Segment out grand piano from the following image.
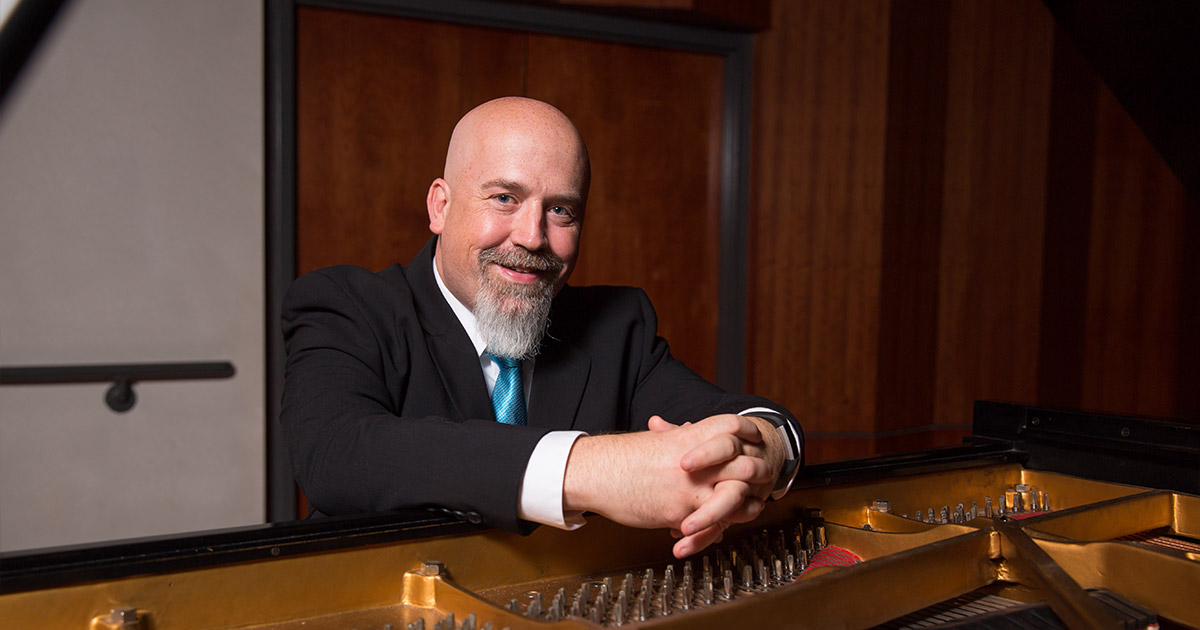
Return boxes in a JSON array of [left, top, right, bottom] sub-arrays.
[[3, 0, 1197, 627], [2, 401, 1197, 628]]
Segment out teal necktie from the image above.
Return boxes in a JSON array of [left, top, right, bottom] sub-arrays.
[[486, 352, 526, 426]]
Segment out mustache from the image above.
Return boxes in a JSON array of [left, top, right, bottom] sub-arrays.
[[478, 246, 564, 275]]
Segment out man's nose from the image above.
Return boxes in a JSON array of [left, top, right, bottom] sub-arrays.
[[510, 204, 548, 251]]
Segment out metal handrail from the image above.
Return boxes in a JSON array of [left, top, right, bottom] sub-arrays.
[[0, 361, 235, 412]]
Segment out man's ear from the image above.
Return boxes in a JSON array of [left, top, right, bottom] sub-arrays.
[[427, 178, 449, 234]]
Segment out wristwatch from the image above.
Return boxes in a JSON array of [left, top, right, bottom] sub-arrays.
[[743, 410, 803, 498]]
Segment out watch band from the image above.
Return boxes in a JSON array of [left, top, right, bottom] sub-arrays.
[[743, 411, 802, 496]]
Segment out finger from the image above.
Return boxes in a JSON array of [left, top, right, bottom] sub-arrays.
[[717, 414, 767, 444], [680, 433, 741, 471], [647, 415, 675, 432], [670, 528, 683, 538], [723, 496, 766, 524], [705, 454, 774, 486], [673, 522, 724, 558], [678, 480, 752, 536]]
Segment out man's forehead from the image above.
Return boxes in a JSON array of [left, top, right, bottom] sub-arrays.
[[461, 137, 587, 189], [444, 98, 588, 186]]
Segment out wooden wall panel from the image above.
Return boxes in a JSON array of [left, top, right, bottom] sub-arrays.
[[526, 37, 725, 381], [933, 0, 1054, 426], [874, 0, 951, 445], [1080, 87, 1191, 418], [296, 8, 526, 275], [748, 0, 890, 463], [1035, 25, 1098, 411], [748, 0, 1196, 464]]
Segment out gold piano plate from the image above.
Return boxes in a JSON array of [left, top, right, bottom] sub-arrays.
[[4, 461, 1196, 629]]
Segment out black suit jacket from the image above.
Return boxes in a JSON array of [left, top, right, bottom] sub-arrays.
[[281, 237, 800, 532]]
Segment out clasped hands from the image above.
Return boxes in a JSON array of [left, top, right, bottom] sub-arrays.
[[562, 414, 786, 558]]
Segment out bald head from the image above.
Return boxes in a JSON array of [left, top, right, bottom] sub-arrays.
[[443, 97, 590, 200], [426, 97, 590, 329]]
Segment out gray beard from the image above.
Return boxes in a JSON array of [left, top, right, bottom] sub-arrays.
[[474, 269, 555, 360]]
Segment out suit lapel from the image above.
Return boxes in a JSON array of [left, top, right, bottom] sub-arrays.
[[407, 237, 495, 422], [427, 333, 496, 422], [528, 336, 590, 430]]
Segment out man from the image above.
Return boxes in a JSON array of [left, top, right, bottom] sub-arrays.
[[282, 97, 802, 558]]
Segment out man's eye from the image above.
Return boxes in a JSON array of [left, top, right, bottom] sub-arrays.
[[495, 194, 515, 204], [549, 206, 571, 216]]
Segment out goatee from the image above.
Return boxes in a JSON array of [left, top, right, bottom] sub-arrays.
[[474, 246, 563, 360]]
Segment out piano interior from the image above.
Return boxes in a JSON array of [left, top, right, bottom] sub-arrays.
[[10, 459, 1195, 630]]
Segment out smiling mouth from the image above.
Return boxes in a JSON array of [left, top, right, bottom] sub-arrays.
[[492, 263, 550, 286]]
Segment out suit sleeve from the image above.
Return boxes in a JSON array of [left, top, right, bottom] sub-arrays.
[[623, 289, 805, 470], [280, 267, 549, 532]]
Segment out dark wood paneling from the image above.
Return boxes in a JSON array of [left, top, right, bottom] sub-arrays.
[[747, 0, 890, 463], [1178, 203, 1200, 420], [526, 35, 725, 380], [873, 0, 950, 438], [749, 0, 1196, 464], [932, 0, 1054, 425], [1036, 24, 1098, 410], [296, 7, 527, 275], [1080, 87, 1191, 418]]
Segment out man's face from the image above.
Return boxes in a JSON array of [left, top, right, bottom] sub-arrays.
[[428, 118, 587, 318]]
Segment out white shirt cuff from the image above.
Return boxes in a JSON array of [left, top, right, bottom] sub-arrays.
[[518, 430, 588, 530]]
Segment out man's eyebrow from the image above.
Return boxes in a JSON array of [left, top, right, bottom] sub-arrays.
[[480, 179, 530, 195]]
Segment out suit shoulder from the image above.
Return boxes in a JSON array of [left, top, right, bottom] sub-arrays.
[[556, 284, 650, 312], [289, 263, 410, 293], [551, 285, 659, 337]]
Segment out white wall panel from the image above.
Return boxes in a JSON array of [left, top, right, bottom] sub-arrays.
[[0, 0, 264, 551]]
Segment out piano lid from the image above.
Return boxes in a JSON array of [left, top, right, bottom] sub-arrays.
[[1043, 0, 1200, 202]]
